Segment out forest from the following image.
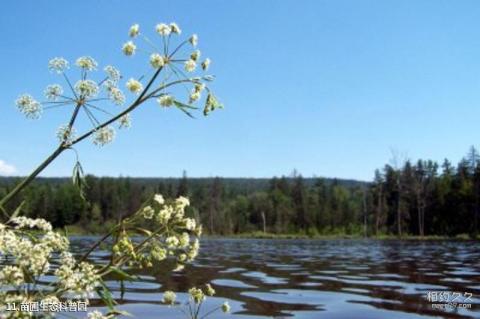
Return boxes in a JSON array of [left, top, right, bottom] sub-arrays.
[[1, 146, 479, 238]]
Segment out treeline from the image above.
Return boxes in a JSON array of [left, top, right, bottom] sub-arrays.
[[0, 173, 365, 235], [1, 146, 479, 237], [369, 147, 480, 237]]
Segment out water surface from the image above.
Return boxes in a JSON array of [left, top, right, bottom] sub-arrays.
[[73, 238, 480, 318]]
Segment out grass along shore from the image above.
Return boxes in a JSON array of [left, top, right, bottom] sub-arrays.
[[63, 225, 479, 240]]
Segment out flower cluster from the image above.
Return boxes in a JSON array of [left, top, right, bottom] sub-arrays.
[[0, 217, 99, 318], [14, 21, 222, 152], [16, 55, 128, 147], [15, 94, 42, 119], [121, 22, 222, 117], [55, 252, 100, 298], [111, 194, 201, 271], [162, 283, 230, 318], [93, 126, 116, 146]]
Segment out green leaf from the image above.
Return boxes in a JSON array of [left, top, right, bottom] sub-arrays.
[[0, 205, 8, 219], [10, 201, 26, 220], [173, 100, 198, 110], [72, 161, 88, 201], [107, 266, 137, 282], [175, 105, 196, 118], [96, 281, 117, 311]]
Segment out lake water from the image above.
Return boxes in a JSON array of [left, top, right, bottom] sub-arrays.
[[72, 238, 480, 318]]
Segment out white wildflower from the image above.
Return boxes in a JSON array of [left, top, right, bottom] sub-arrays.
[[109, 87, 126, 105], [15, 94, 42, 119], [222, 301, 231, 313], [189, 34, 198, 47], [194, 83, 205, 93], [154, 194, 165, 205], [173, 264, 185, 272], [48, 57, 69, 73], [75, 56, 98, 71], [93, 126, 115, 146], [87, 310, 107, 319], [129, 24, 140, 38], [104, 65, 121, 83], [184, 59, 196, 72], [176, 196, 190, 208], [44, 84, 63, 101], [156, 23, 171, 36], [142, 206, 155, 219], [178, 232, 190, 248], [157, 95, 174, 107], [201, 58, 211, 71], [190, 50, 201, 62], [118, 113, 131, 128], [163, 291, 176, 305], [43, 231, 69, 251], [166, 236, 179, 249], [187, 238, 200, 260], [170, 22, 181, 34], [156, 206, 173, 225], [74, 79, 99, 98], [56, 261, 100, 297], [189, 91, 201, 103], [11, 216, 52, 231], [188, 287, 205, 304], [150, 53, 165, 68], [0, 266, 24, 286], [205, 283, 216, 296], [194, 225, 203, 237], [152, 246, 167, 261], [56, 124, 76, 145], [185, 218, 196, 231], [126, 78, 143, 94], [122, 41, 136, 56]]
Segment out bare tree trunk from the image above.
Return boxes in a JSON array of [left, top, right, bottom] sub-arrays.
[[420, 206, 425, 237], [261, 211, 266, 233], [397, 203, 402, 236], [416, 193, 422, 237], [375, 187, 382, 235], [363, 190, 367, 238], [209, 209, 214, 235], [396, 183, 402, 237]]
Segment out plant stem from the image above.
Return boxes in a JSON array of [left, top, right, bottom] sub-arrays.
[[0, 102, 83, 212], [0, 145, 65, 211]]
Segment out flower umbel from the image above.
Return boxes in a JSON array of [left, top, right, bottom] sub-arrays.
[[126, 78, 143, 94], [163, 291, 177, 305], [15, 94, 42, 119], [129, 24, 140, 38], [122, 41, 136, 56], [76, 56, 98, 71], [93, 126, 115, 146], [48, 57, 69, 73]]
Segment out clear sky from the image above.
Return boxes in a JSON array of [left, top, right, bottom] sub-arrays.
[[1, 0, 480, 181]]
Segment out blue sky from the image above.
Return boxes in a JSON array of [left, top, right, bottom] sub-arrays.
[[1, 0, 480, 181]]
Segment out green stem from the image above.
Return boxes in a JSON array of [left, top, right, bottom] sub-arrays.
[[78, 224, 120, 263], [0, 102, 82, 213], [0, 145, 65, 211]]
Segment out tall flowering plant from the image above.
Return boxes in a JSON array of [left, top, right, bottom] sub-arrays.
[[0, 22, 226, 319]]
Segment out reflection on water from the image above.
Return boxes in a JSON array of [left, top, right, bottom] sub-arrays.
[[71, 238, 480, 318]]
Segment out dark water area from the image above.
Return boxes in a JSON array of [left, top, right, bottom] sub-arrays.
[[71, 237, 480, 319]]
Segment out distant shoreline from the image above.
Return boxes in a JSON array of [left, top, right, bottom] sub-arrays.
[[63, 226, 479, 241]]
